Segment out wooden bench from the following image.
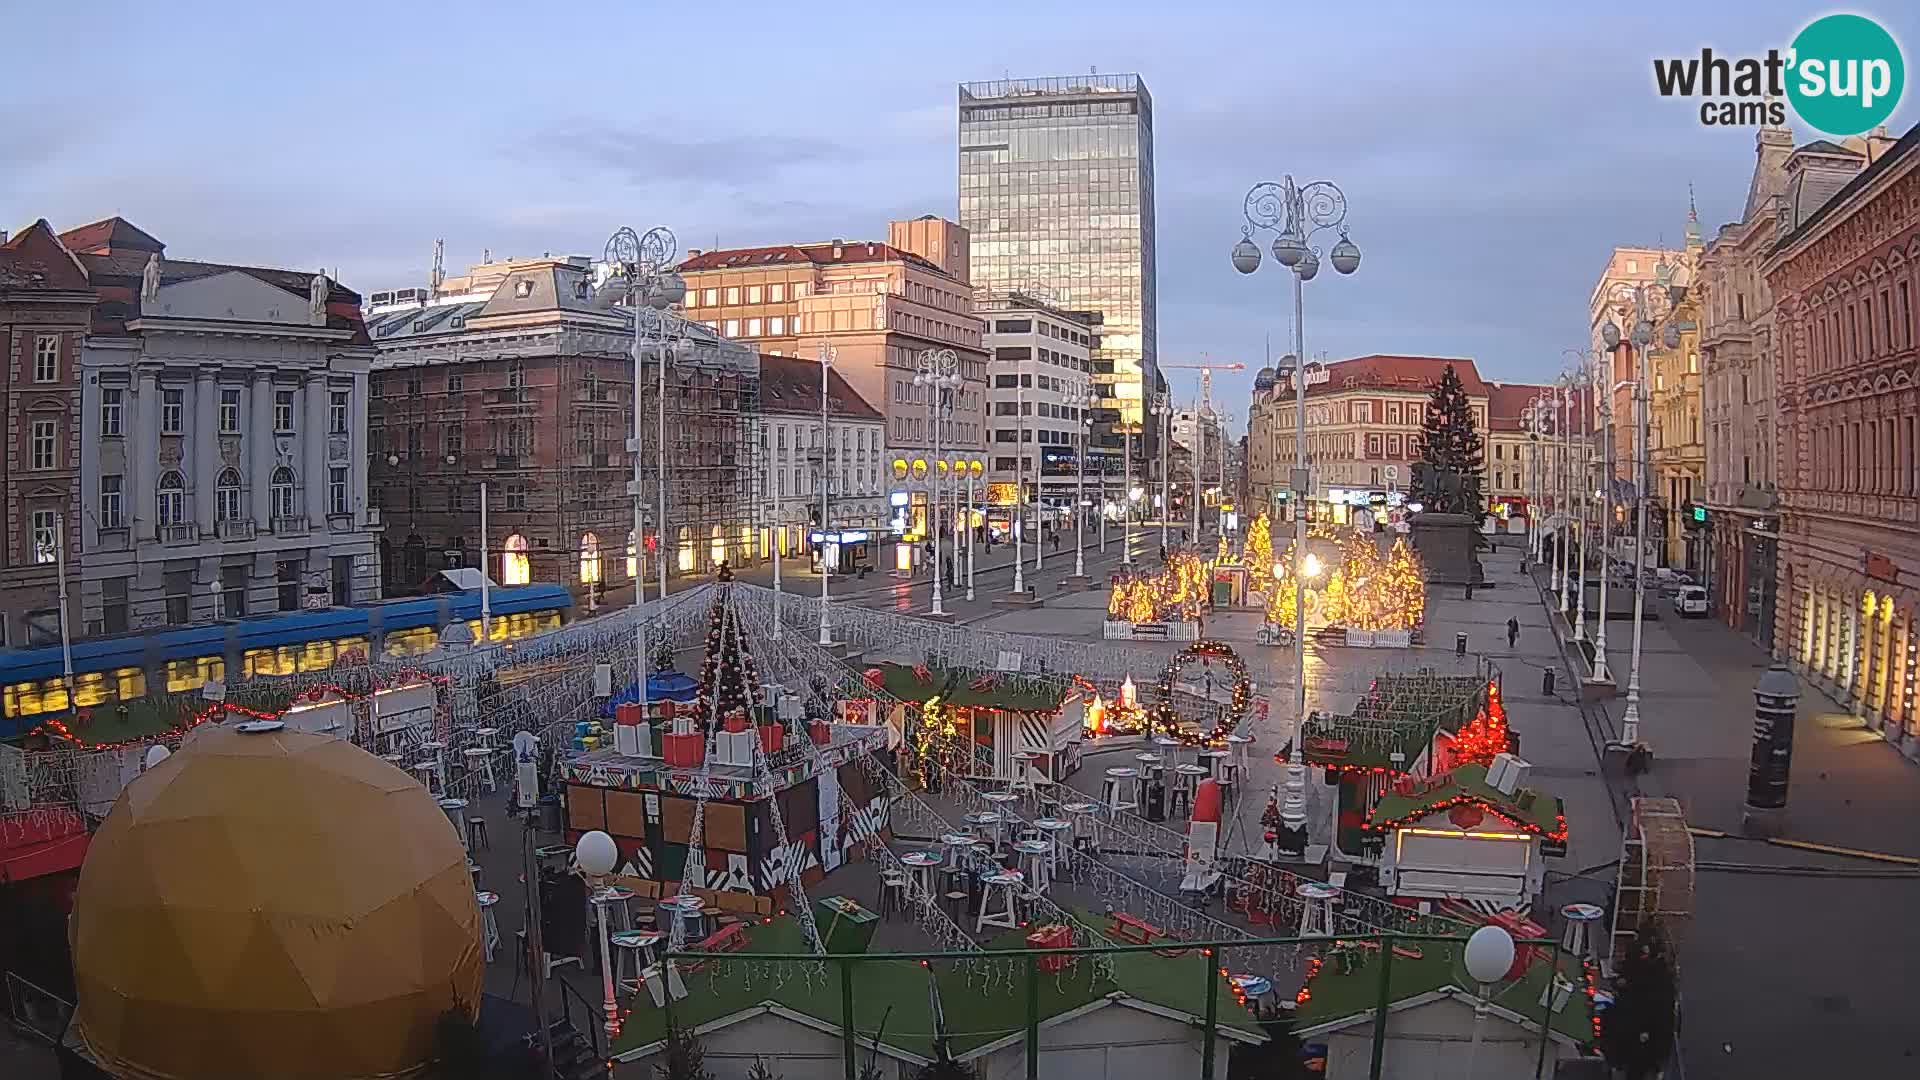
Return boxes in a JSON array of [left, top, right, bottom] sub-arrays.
[[1109, 912, 1162, 946]]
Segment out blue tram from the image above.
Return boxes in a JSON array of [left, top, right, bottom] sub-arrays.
[[0, 584, 572, 737]]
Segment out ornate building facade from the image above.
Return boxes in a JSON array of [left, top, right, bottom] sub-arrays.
[[1766, 122, 1920, 760]]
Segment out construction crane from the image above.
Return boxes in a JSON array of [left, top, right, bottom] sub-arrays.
[[1159, 360, 1246, 417], [1157, 360, 1245, 534]]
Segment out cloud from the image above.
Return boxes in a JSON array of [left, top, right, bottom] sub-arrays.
[[517, 128, 849, 186]]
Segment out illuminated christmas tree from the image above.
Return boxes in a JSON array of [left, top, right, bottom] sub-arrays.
[[1246, 512, 1274, 580], [693, 564, 762, 727], [1449, 682, 1510, 767]]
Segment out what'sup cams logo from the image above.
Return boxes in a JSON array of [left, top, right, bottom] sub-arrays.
[[1654, 13, 1904, 135]]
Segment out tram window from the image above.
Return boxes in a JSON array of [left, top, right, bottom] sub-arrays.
[[165, 657, 224, 693], [384, 627, 436, 657], [73, 672, 109, 708], [243, 647, 299, 678]]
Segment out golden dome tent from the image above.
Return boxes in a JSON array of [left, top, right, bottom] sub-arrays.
[[69, 721, 482, 1080]]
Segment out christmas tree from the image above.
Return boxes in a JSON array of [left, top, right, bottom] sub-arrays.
[[1449, 683, 1510, 767], [1245, 512, 1274, 581], [1598, 927, 1678, 1080], [692, 565, 761, 728], [1409, 363, 1486, 514]]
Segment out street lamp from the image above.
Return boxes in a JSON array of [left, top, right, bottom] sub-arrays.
[[573, 829, 622, 1040], [1121, 421, 1138, 565], [1602, 288, 1657, 747], [1235, 174, 1361, 844], [817, 343, 838, 645], [1560, 370, 1587, 644], [915, 349, 962, 616], [1151, 391, 1171, 555], [602, 225, 681, 705], [1567, 343, 1614, 685], [1463, 924, 1517, 1079], [1069, 379, 1097, 582]]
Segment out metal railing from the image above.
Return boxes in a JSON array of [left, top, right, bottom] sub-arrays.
[[4, 971, 73, 1046], [657, 931, 1570, 1080]]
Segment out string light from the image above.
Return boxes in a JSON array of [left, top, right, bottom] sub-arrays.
[[1151, 640, 1252, 745], [1107, 550, 1210, 623]]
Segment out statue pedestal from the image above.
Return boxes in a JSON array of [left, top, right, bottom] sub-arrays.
[[1409, 512, 1484, 586]]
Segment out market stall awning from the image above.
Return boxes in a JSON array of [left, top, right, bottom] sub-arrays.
[[0, 808, 91, 883]]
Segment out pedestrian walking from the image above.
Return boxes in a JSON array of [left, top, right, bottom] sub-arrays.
[[1507, 617, 1519, 649]]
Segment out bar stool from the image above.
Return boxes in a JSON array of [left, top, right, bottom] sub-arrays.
[[940, 832, 975, 870], [1013, 839, 1052, 894], [1199, 748, 1232, 778], [657, 893, 702, 943], [611, 929, 663, 993], [961, 811, 1000, 846], [1011, 750, 1048, 795], [417, 739, 448, 779], [437, 798, 468, 847], [1061, 801, 1100, 855], [941, 889, 969, 923], [1226, 732, 1254, 773], [1030, 817, 1071, 875], [463, 746, 498, 792], [412, 759, 444, 795], [976, 870, 1023, 932], [467, 815, 491, 851], [900, 850, 941, 899], [1296, 882, 1337, 937], [1102, 767, 1140, 812], [476, 891, 501, 962], [981, 790, 1020, 837], [1216, 758, 1241, 800], [1134, 751, 1165, 782], [1171, 763, 1208, 816], [1560, 903, 1605, 964], [878, 869, 908, 919], [1152, 734, 1184, 768]]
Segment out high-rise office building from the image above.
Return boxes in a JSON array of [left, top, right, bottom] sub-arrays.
[[958, 74, 1158, 483]]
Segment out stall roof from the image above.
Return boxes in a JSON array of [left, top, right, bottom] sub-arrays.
[[869, 662, 1068, 712], [1364, 762, 1566, 837], [1293, 936, 1594, 1045]]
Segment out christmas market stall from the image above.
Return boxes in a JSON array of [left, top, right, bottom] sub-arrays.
[[559, 576, 893, 915], [1363, 758, 1567, 912], [862, 662, 1085, 786]]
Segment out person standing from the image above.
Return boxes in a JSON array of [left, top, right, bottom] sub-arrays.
[[1507, 617, 1520, 649]]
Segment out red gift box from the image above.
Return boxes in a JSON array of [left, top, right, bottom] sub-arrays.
[[1026, 924, 1073, 973], [615, 703, 642, 727], [758, 724, 785, 754], [722, 711, 749, 734], [808, 719, 832, 746], [661, 731, 704, 769]]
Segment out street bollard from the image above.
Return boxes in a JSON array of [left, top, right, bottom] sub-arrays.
[[1541, 667, 1556, 696], [1455, 632, 1467, 657], [1742, 662, 1800, 837]]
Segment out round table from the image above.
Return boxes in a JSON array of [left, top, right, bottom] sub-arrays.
[[982, 790, 1021, 807], [1134, 752, 1164, 771], [475, 891, 501, 961], [437, 797, 468, 843], [940, 832, 976, 868], [658, 893, 704, 941], [473, 727, 500, 745], [1199, 749, 1232, 776], [610, 929, 665, 989], [1296, 882, 1338, 901]]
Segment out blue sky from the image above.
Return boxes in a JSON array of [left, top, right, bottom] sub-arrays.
[[6, 1, 1916, 430]]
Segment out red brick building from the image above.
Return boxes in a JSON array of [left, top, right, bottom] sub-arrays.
[[0, 222, 92, 648], [1767, 122, 1920, 760]]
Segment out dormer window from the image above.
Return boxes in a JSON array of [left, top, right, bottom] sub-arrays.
[[573, 279, 590, 300], [514, 279, 535, 299]]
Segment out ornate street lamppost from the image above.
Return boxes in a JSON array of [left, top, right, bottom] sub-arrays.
[[1602, 293, 1656, 747], [1566, 346, 1613, 684], [1069, 379, 1097, 583], [915, 349, 962, 617], [816, 343, 838, 645], [1152, 390, 1171, 554], [1233, 174, 1361, 845], [601, 226, 685, 689]]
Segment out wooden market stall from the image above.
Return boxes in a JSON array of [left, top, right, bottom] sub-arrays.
[[856, 662, 1086, 786]]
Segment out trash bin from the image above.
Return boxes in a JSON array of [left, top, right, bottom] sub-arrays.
[[1542, 668, 1557, 696], [537, 793, 562, 834], [1455, 632, 1468, 657]]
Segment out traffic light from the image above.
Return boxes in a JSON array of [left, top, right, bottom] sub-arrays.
[[1692, 504, 1708, 525]]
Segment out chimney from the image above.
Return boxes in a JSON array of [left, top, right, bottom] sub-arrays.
[[685, 248, 703, 259], [0, 229, 7, 245], [831, 239, 844, 259]]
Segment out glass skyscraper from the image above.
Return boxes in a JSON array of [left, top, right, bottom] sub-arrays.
[[957, 74, 1158, 474]]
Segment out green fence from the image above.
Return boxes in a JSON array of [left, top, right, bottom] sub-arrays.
[[652, 930, 1572, 1080]]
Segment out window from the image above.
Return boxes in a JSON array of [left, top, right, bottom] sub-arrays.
[[215, 468, 244, 522], [1687, 351, 1698, 375], [579, 532, 602, 584], [274, 390, 296, 432], [702, 288, 719, 306], [504, 483, 527, 510], [684, 289, 698, 309], [332, 555, 353, 606], [157, 471, 185, 526], [327, 467, 348, 514], [277, 559, 304, 612], [161, 388, 184, 433], [747, 285, 763, 303], [30, 510, 57, 564], [99, 475, 124, 528], [507, 361, 525, 392], [444, 425, 463, 457], [406, 374, 422, 397], [270, 466, 297, 520], [100, 388, 123, 436], [102, 578, 129, 635], [330, 391, 350, 433], [501, 533, 530, 585], [769, 317, 785, 335], [724, 319, 740, 337], [164, 569, 193, 625], [448, 372, 464, 393], [221, 565, 248, 618], [769, 283, 786, 302], [219, 388, 242, 433], [793, 282, 809, 298], [725, 287, 741, 305], [746, 318, 763, 337], [32, 335, 58, 382], [29, 419, 56, 470]]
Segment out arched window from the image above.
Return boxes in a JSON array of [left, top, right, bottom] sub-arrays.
[[157, 470, 185, 526], [502, 533, 530, 586], [579, 531, 602, 585], [215, 468, 243, 523], [270, 467, 297, 520]]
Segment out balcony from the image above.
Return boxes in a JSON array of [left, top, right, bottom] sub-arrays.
[[273, 516, 310, 537], [218, 519, 256, 541], [160, 524, 197, 546], [483, 388, 534, 409]]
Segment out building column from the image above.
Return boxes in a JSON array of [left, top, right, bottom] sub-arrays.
[[193, 372, 217, 535], [304, 374, 328, 528], [135, 372, 160, 536], [251, 373, 275, 527], [349, 374, 369, 526]]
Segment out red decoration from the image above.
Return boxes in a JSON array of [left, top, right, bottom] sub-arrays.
[[1026, 924, 1073, 972], [1448, 682, 1511, 768], [657, 699, 676, 720], [912, 663, 933, 685], [721, 711, 749, 734], [808, 719, 832, 746], [661, 731, 704, 768], [969, 673, 998, 693], [1447, 803, 1486, 830], [757, 724, 785, 754], [615, 703, 642, 727], [863, 667, 886, 691]]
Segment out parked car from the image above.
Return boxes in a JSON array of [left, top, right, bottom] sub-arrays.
[[1673, 585, 1709, 618]]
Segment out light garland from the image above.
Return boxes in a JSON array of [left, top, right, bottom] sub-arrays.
[[1151, 640, 1253, 745], [1265, 531, 1426, 632], [1107, 551, 1210, 623], [1361, 793, 1568, 844]]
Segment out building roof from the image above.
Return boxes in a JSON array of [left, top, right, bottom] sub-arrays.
[[1292, 355, 1488, 399], [0, 219, 90, 291], [1775, 121, 1920, 254], [78, 249, 368, 341], [57, 216, 165, 256], [758, 353, 882, 420], [1484, 382, 1554, 433], [680, 239, 946, 277]]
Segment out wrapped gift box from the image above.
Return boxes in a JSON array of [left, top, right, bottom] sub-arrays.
[[722, 711, 750, 734], [713, 729, 756, 767], [808, 719, 832, 746], [1026, 924, 1073, 972], [661, 731, 704, 769], [757, 724, 785, 755]]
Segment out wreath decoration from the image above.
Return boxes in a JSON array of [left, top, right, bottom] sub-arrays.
[[1151, 639, 1254, 746]]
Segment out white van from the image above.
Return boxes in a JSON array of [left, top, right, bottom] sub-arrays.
[[1673, 585, 1709, 618]]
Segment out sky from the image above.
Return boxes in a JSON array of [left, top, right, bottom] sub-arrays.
[[6, 1, 1918, 435]]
